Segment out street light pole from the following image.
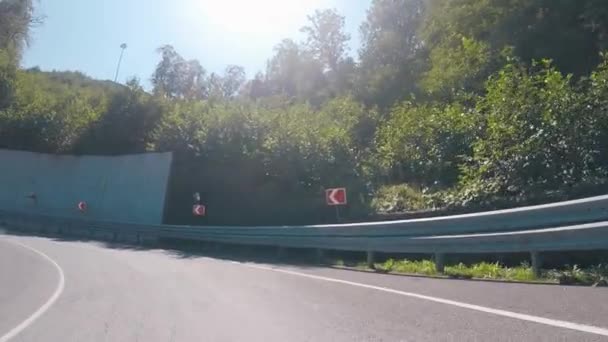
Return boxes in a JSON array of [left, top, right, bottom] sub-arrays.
[[114, 43, 127, 83]]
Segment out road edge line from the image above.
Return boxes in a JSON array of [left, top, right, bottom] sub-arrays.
[[0, 238, 66, 342], [242, 263, 608, 338]]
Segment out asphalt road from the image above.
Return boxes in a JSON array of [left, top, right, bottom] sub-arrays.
[[1, 234, 608, 342]]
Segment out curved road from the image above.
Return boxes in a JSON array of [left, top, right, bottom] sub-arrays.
[[1, 234, 608, 342]]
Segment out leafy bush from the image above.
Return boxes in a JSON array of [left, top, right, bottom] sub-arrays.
[[370, 184, 429, 213], [150, 96, 378, 225], [0, 70, 110, 152], [431, 56, 608, 210], [376, 101, 476, 187]]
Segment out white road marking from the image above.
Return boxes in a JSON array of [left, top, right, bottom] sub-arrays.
[[0, 239, 66, 342], [243, 263, 608, 338]]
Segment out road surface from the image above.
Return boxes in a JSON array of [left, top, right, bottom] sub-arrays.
[[1, 234, 608, 342]]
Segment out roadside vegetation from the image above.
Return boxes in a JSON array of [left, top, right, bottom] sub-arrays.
[[4, 0, 608, 227], [345, 259, 608, 286]]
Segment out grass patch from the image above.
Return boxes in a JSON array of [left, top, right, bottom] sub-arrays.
[[354, 258, 608, 285], [379, 259, 438, 275], [356, 261, 370, 269], [444, 262, 536, 281], [504, 264, 536, 282], [545, 264, 608, 285]]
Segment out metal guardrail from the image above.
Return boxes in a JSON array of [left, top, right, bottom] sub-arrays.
[[163, 194, 608, 237], [155, 221, 608, 254], [2, 194, 608, 275]]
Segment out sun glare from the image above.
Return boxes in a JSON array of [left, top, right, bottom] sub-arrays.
[[195, 0, 327, 36]]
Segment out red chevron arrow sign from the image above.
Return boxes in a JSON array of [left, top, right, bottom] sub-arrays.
[[326, 188, 347, 206], [192, 204, 206, 216], [77, 201, 87, 212]]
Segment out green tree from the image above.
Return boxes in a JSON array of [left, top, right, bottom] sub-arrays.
[[0, 69, 109, 152], [264, 39, 326, 104], [300, 8, 351, 72], [0, 0, 43, 62], [357, 0, 427, 107], [74, 78, 164, 154], [421, 35, 492, 97], [151, 45, 208, 99], [421, 0, 608, 95], [208, 65, 246, 99], [0, 49, 17, 109], [241, 72, 272, 99]]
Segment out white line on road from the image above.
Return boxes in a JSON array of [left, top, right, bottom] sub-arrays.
[[243, 263, 608, 338], [0, 239, 66, 342]]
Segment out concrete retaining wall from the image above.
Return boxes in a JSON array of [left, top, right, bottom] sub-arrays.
[[0, 149, 172, 224]]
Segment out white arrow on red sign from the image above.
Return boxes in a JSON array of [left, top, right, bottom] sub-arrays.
[[77, 201, 87, 212], [192, 204, 206, 216], [326, 188, 347, 206]]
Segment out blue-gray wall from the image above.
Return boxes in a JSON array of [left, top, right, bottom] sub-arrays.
[[0, 149, 172, 224]]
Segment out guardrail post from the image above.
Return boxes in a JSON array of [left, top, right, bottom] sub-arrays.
[[435, 253, 445, 274], [531, 251, 542, 278], [277, 246, 287, 260], [315, 249, 325, 264], [366, 251, 375, 269]]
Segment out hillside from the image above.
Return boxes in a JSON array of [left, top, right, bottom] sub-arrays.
[[3, 0, 608, 225]]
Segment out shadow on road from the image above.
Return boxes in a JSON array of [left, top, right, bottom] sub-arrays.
[[0, 228, 354, 269]]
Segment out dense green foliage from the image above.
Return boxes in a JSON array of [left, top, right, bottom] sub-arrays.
[[0, 0, 40, 62], [4, 0, 608, 224]]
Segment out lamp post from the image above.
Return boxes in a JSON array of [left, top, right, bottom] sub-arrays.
[[114, 43, 127, 83]]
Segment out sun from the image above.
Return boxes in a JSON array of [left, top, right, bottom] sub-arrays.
[[194, 0, 327, 36]]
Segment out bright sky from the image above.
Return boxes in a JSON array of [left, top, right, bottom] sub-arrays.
[[23, 0, 370, 85]]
